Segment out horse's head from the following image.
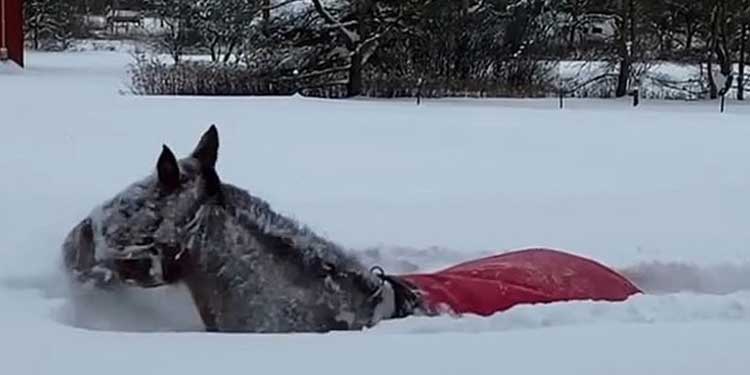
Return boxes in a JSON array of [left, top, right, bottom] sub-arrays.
[[62, 125, 224, 289]]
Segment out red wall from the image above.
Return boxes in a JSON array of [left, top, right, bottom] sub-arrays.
[[3, 0, 24, 67]]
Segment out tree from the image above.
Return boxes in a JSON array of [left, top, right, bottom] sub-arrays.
[[307, 0, 433, 97], [193, 0, 260, 63], [660, 0, 703, 56], [702, 0, 738, 99], [144, 0, 201, 63], [737, 0, 750, 99], [614, 0, 636, 97], [24, 0, 78, 50]]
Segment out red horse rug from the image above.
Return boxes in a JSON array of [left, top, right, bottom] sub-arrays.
[[398, 248, 642, 316]]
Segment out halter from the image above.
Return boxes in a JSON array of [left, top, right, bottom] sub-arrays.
[[108, 244, 186, 287], [368, 265, 424, 319]]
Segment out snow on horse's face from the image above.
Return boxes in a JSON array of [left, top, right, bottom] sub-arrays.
[[62, 126, 221, 289]]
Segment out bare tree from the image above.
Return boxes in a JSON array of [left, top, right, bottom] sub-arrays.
[[735, 0, 749, 99], [308, 0, 432, 97], [193, 0, 259, 63], [145, 0, 199, 63]]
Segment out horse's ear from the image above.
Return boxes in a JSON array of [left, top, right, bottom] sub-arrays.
[[203, 167, 224, 204], [157, 145, 181, 191], [192, 125, 219, 169]]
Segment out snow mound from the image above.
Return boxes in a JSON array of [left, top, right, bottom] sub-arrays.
[[0, 60, 24, 74], [372, 291, 750, 334], [3, 50, 750, 374], [3, 245, 750, 335], [621, 261, 750, 295]]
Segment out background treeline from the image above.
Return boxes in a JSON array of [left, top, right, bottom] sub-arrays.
[[24, 0, 750, 99]]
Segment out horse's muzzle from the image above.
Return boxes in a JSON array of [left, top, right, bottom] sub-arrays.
[[114, 258, 163, 287], [110, 244, 188, 288]]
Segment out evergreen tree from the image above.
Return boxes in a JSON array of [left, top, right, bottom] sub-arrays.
[[25, 0, 78, 50]]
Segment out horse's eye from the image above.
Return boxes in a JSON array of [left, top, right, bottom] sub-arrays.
[[136, 236, 155, 245], [121, 208, 134, 218]]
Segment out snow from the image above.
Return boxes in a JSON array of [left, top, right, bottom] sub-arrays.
[[2, 49, 750, 373]]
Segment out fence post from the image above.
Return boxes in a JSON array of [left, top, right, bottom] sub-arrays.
[[416, 77, 423, 106]]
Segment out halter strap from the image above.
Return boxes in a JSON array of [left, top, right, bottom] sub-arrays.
[[368, 265, 423, 319]]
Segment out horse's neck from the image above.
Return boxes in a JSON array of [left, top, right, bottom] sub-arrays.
[[180, 189, 392, 332], [220, 185, 381, 290], [185, 202, 263, 286], [182, 206, 281, 331]]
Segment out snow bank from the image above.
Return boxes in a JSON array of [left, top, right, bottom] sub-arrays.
[[2, 51, 750, 374]]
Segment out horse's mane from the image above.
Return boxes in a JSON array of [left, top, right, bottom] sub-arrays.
[[218, 183, 382, 292]]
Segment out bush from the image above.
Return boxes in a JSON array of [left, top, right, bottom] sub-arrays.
[[128, 55, 297, 96], [129, 54, 557, 98]]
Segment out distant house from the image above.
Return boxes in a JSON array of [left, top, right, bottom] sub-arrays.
[[577, 14, 616, 43], [140, 17, 171, 35], [107, 9, 142, 35], [82, 15, 108, 31], [553, 12, 617, 47]]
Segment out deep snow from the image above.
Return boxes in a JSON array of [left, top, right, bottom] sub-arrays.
[[2, 50, 750, 374]]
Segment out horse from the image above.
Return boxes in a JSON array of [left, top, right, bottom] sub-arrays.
[[62, 125, 421, 333], [61, 125, 643, 333]]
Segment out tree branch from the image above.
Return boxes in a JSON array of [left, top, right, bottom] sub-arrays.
[[310, 0, 360, 44]]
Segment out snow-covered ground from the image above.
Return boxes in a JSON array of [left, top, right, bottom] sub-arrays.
[[2, 50, 750, 374]]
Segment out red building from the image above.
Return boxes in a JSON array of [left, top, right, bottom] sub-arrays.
[[0, 0, 24, 67]]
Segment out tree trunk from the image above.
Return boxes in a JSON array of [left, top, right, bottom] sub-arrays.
[[568, 18, 577, 50], [262, 0, 270, 35], [710, 0, 734, 97], [708, 3, 719, 99], [686, 21, 694, 52], [222, 43, 235, 63], [615, 0, 634, 98], [456, 1, 470, 81], [33, 28, 39, 50], [210, 41, 218, 63], [616, 58, 629, 97], [348, 50, 363, 97], [346, 0, 368, 97], [708, 58, 718, 99], [739, 24, 747, 100]]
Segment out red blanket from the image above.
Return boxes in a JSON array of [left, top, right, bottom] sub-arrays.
[[400, 248, 642, 316]]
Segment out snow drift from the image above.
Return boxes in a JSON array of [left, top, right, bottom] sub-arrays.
[[2, 49, 750, 374]]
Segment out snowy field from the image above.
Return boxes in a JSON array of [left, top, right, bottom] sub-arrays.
[[2, 50, 750, 374]]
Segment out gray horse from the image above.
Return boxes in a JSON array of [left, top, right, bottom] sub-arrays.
[[62, 125, 420, 333]]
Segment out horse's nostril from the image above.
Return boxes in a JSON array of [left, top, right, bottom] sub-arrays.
[[160, 244, 180, 258], [116, 258, 154, 283]]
